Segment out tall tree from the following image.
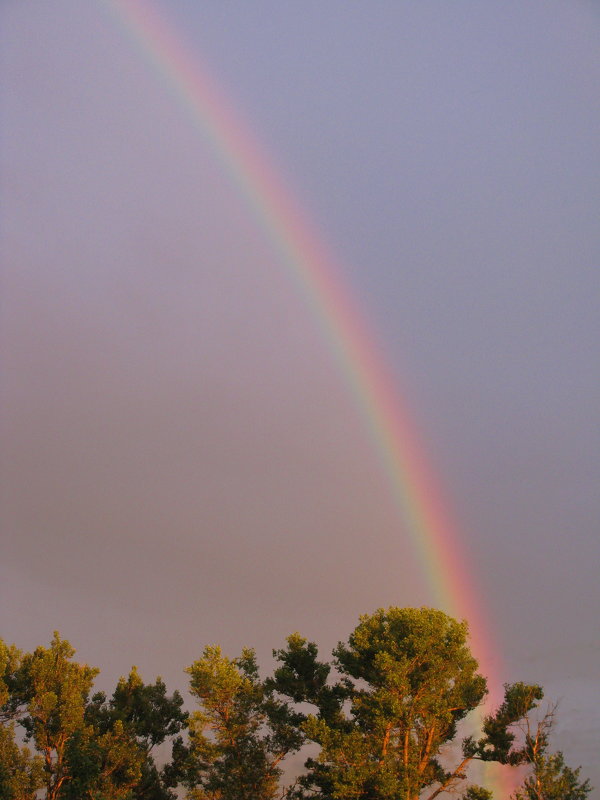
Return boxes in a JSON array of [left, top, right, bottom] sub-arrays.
[[271, 607, 544, 800], [179, 645, 302, 800], [13, 632, 99, 800]]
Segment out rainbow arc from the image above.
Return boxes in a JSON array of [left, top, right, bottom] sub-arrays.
[[102, 0, 510, 792]]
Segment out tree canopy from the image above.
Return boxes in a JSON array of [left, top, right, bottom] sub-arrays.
[[0, 609, 591, 800], [269, 607, 553, 800]]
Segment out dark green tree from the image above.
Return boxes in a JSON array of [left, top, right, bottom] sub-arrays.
[[84, 665, 188, 800], [59, 719, 144, 800]]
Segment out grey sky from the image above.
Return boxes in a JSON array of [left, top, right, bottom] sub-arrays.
[[1, 0, 599, 791]]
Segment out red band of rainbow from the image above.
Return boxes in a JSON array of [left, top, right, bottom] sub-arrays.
[[101, 0, 510, 792]]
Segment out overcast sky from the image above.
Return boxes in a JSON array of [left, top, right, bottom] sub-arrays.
[[1, 0, 599, 791]]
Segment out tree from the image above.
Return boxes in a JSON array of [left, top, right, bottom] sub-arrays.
[[511, 704, 592, 800], [271, 607, 544, 800], [84, 665, 188, 800], [0, 614, 591, 800], [179, 645, 303, 800], [59, 719, 144, 800], [0, 638, 24, 722], [0, 639, 45, 799], [12, 632, 99, 800], [1, 633, 186, 800], [0, 722, 44, 800], [516, 752, 592, 800]]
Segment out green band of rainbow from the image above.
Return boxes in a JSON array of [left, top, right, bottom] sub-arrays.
[[101, 1, 509, 790]]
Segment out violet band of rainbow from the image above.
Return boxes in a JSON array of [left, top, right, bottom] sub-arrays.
[[101, 4, 509, 791]]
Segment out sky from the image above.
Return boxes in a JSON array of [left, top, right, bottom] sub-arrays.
[[1, 0, 599, 792]]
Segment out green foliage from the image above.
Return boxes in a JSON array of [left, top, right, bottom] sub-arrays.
[[463, 787, 493, 800], [0, 613, 592, 800], [275, 608, 487, 800], [103, 666, 187, 751], [0, 639, 23, 720], [271, 607, 546, 800], [13, 632, 99, 800], [510, 704, 592, 800], [180, 645, 302, 800], [0, 721, 44, 799], [269, 633, 349, 729], [60, 719, 144, 800], [0, 633, 185, 800], [513, 750, 591, 800], [468, 682, 544, 765], [86, 665, 188, 799]]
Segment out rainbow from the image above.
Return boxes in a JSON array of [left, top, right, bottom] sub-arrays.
[[101, 0, 509, 792]]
